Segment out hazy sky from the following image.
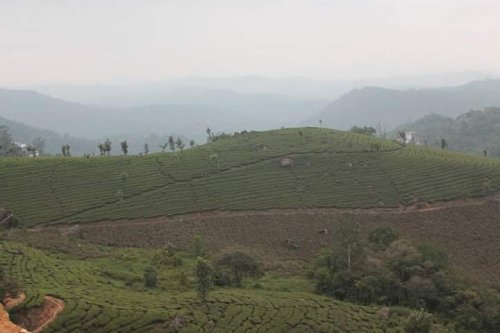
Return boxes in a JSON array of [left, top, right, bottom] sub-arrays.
[[1, 0, 499, 86]]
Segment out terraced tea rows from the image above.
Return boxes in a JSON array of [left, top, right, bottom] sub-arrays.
[[1, 127, 499, 227], [0, 241, 405, 333]]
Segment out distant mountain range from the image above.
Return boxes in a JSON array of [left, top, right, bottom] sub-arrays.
[[0, 88, 326, 142], [308, 80, 500, 130], [30, 71, 497, 102], [3, 79, 500, 156]]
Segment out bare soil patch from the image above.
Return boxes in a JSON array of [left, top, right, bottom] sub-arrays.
[[12, 296, 64, 333], [3, 292, 26, 311], [0, 304, 29, 333], [31, 197, 500, 286]]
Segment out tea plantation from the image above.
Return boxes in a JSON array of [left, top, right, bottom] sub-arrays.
[[1, 128, 499, 228], [0, 241, 423, 333]]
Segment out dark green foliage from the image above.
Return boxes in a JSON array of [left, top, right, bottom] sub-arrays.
[[417, 241, 449, 269], [369, 227, 398, 250], [104, 138, 112, 155], [120, 140, 128, 155], [168, 135, 175, 152], [310, 235, 500, 330], [213, 251, 263, 287], [396, 108, 500, 156], [350, 126, 377, 136], [403, 309, 433, 333], [175, 137, 184, 151], [97, 143, 105, 155], [61, 144, 71, 156], [206, 127, 212, 143], [397, 130, 406, 142], [195, 257, 213, 301], [0, 209, 21, 229], [144, 265, 158, 288], [441, 138, 448, 149]]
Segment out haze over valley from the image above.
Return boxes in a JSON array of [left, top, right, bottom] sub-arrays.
[[1, 1, 500, 332]]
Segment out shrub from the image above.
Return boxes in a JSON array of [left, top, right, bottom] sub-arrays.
[[143, 265, 158, 288], [368, 227, 398, 249], [417, 242, 449, 269], [213, 251, 263, 287]]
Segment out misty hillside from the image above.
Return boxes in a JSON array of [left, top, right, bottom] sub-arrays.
[[33, 77, 341, 103], [395, 107, 500, 156], [0, 115, 98, 155], [0, 88, 326, 141], [0, 116, 187, 156], [309, 80, 500, 130]]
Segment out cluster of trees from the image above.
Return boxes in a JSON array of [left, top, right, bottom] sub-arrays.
[[1, 127, 199, 158], [159, 136, 193, 153], [97, 139, 112, 156], [61, 144, 71, 156], [0, 125, 45, 157], [350, 126, 377, 136], [194, 249, 263, 301], [191, 234, 263, 301], [309, 220, 500, 331], [141, 234, 263, 303], [396, 108, 500, 156]]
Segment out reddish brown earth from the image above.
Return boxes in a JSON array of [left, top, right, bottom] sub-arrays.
[[27, 197, 500, 286], [12, 296, 64, 333], [3, 293, 26, 311], [0, 304, 29, 333]]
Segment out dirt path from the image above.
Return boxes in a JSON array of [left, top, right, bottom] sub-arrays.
[[12, 296, 64, 333], [49, 195, 498, 230], [32, 297, 64, 333]]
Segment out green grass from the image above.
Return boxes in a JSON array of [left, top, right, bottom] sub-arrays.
[[0, 240, 421, 333], [1, 127, 499, 228]]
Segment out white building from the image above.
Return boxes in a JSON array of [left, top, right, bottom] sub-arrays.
[[404, 132, 424, 145]]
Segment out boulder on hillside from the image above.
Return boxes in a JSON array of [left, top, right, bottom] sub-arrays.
[[279, 158, 294, 168]]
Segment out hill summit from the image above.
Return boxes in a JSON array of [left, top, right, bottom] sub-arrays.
[[1, 127, 499, 227]]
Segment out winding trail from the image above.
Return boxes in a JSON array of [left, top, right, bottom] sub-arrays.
[[10, 296, 64, 333], [32, 296, 64, 333]]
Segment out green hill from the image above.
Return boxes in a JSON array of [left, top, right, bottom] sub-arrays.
[[1, 127, 499, 228]]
